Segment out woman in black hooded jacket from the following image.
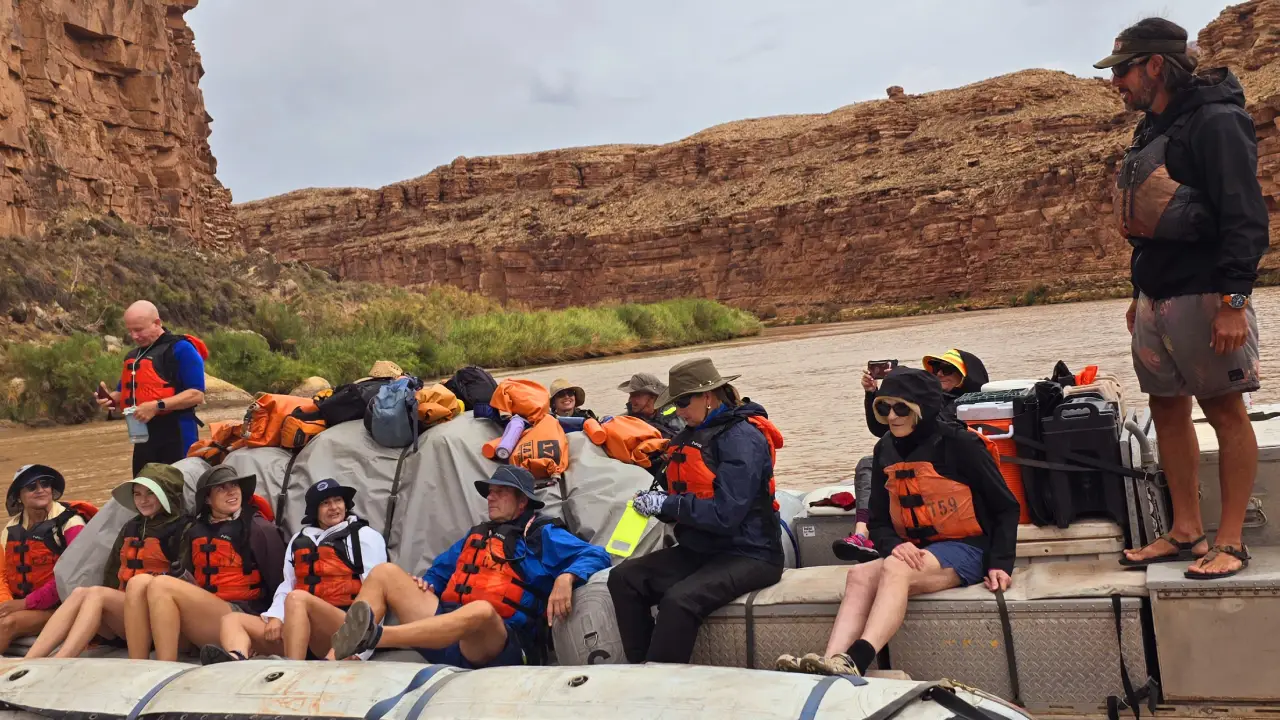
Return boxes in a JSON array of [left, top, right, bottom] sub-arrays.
[[786, 367, 1019, 677]]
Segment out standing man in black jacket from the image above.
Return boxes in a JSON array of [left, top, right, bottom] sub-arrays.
[[1097, 18, 1268, 579]]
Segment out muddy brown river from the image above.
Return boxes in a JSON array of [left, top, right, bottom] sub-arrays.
[[4, 290, 1278, 504]]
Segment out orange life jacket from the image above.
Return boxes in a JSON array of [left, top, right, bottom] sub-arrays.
[[188, 515, 263, 604], [118, 333, 208, 411], [4, 502, 98, 598], [440, 516, 561, 621], [882, 434, 985, 546], [290, 521, 366, 609], [583, 416, 670, 468], [187, 421, 244, 465], [488, 379, 550, 424], [116, 516, 184, 586], [240, 393, 318, 449], [664, 414, 782, 512]]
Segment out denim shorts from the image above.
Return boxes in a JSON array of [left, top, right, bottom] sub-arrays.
[[924, 541, 986, 586]]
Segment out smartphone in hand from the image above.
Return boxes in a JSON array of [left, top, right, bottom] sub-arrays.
[[96, 383, 116, 407], [867, 359, 899, 380]]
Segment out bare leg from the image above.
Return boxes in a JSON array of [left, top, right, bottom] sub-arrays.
[[376, 601, 509, 665], [146, 575, 234, 661], [1189, 392, 1257, 575], [352, 564, 439, 625], [1124, 395, 1210, 562], [56, 587, 126, 658], [26, 586, 91, 658], [219, 613, 278, 658], [124, 574, 156, 659], [282, 591, 345, 660], [822, 560, 884, 657], [859, 554, 962, 651], [0, 610, 55, 654]]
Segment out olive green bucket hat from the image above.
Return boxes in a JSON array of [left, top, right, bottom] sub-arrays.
[[112, 463, 181, 514], [654, 357, 740, 409]]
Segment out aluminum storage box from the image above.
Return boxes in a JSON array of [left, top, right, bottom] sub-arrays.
[[691, 561, 1151, 711], [1189, 409, 1280, 548], [1147, 546, 1280, 702]]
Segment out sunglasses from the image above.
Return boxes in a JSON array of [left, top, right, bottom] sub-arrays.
[[22, 478, 54, 491], [1112, 55, 1150, 78], [674, 396, 694, 409], [874, 400, 913, 418], [927, 360, 960, 376]]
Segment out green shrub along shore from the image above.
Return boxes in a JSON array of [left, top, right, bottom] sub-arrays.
[[0, 212, 761, 425]]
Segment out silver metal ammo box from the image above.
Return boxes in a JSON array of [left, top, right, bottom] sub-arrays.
[[1147, 546, 1280, 702]]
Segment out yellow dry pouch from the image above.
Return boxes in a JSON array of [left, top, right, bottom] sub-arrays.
[[606, 501, 649, 558]]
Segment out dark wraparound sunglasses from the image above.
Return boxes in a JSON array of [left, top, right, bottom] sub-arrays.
[[22, 477, 54, 491], [674, 395, 694, 409], [1112, 55, 1151, 78], [875, 400, 913, 418], [927, 360, 960, 376]]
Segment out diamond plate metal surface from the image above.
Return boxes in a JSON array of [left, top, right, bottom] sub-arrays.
[[691, 617, 747, 667], [794, 517, 858, 568], [890, 598, 1149, 711]]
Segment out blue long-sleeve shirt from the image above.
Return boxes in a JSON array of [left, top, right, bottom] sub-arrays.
[[425, 515, 611, 635]]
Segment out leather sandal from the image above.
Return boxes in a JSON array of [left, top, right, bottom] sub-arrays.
[[1184, 544, 1250, 580], [1118, 533, 1207, 568]]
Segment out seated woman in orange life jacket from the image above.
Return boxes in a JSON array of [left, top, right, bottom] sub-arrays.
[[123, 466, 286, 661], [0, 465, 90, 653], [27, 464, 189, 658], [776, 367, 1021, 677], [201, 479, 388, 663]]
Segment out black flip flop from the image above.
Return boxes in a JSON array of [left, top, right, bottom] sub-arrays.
[[1184, 545, 1250, 580], [199, 645, 245, 665], [1118, 533, 1206, 569]]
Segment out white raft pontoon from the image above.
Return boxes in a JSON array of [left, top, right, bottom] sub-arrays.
[[0, 658, 1032, 720]]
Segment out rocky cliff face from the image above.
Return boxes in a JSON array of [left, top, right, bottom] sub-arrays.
[[0, 0, 233, 243], [238, 0, 1280, 317]]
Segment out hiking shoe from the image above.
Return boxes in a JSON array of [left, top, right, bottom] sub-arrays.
[[774, 654, 803, 673], [331, 600, 382, 660], [800, 652, 860, 676], [199, 645, 243, 666], [832, 533, 879, 563]]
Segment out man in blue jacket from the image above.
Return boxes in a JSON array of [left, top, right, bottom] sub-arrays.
[[330, 466, 610, 667], [609, 357, 784, 664]]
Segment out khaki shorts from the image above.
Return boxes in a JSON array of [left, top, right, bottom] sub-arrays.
[[1132, 293, 1261, 399]]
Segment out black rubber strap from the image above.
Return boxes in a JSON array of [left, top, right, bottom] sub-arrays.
[[365, 664, 450, 720], [275, 448, 302, 527], [404, 668, 470, 720], [862, 683, 940, 720], [1107, 594, 1156, 720], [385, 445, 414, 538], [127, 666, 200, 720], [994, 590, 1023, 707], [1008, 435, 1144, 479], [797, 674, 868, 720], [744, 590, 760, 669]]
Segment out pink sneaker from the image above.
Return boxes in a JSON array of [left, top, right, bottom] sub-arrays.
[[832, 532, 878, 563]]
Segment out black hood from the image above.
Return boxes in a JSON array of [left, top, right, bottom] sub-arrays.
[[876, 368, 944, 424], [1146, 68, 1246, 134], [955, 350, 989, 395]]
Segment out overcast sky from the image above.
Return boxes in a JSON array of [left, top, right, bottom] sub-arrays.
[[187, 1, 1226, 203]]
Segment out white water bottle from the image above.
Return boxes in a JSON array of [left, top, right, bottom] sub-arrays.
[[124, 406, 149, 444]]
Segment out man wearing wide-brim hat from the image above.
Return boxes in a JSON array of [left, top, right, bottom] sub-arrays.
[[1097, 17, 1268, 582], [328, 465, 611, 667], [618, 372, 684, 439], [608, 357, 786, 664]]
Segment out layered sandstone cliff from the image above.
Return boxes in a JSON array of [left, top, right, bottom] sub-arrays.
[[238, 0, 1280, 316], [0, 0, 232, 243]]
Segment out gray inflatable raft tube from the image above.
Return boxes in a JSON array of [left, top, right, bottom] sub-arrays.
[[0, 657, 1032, 720]]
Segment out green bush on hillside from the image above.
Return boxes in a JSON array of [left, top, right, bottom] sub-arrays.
[[0, 334, 121, 424]]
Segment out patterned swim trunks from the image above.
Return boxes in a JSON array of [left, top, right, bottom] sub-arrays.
[[1131, 293, 1261, 399]]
